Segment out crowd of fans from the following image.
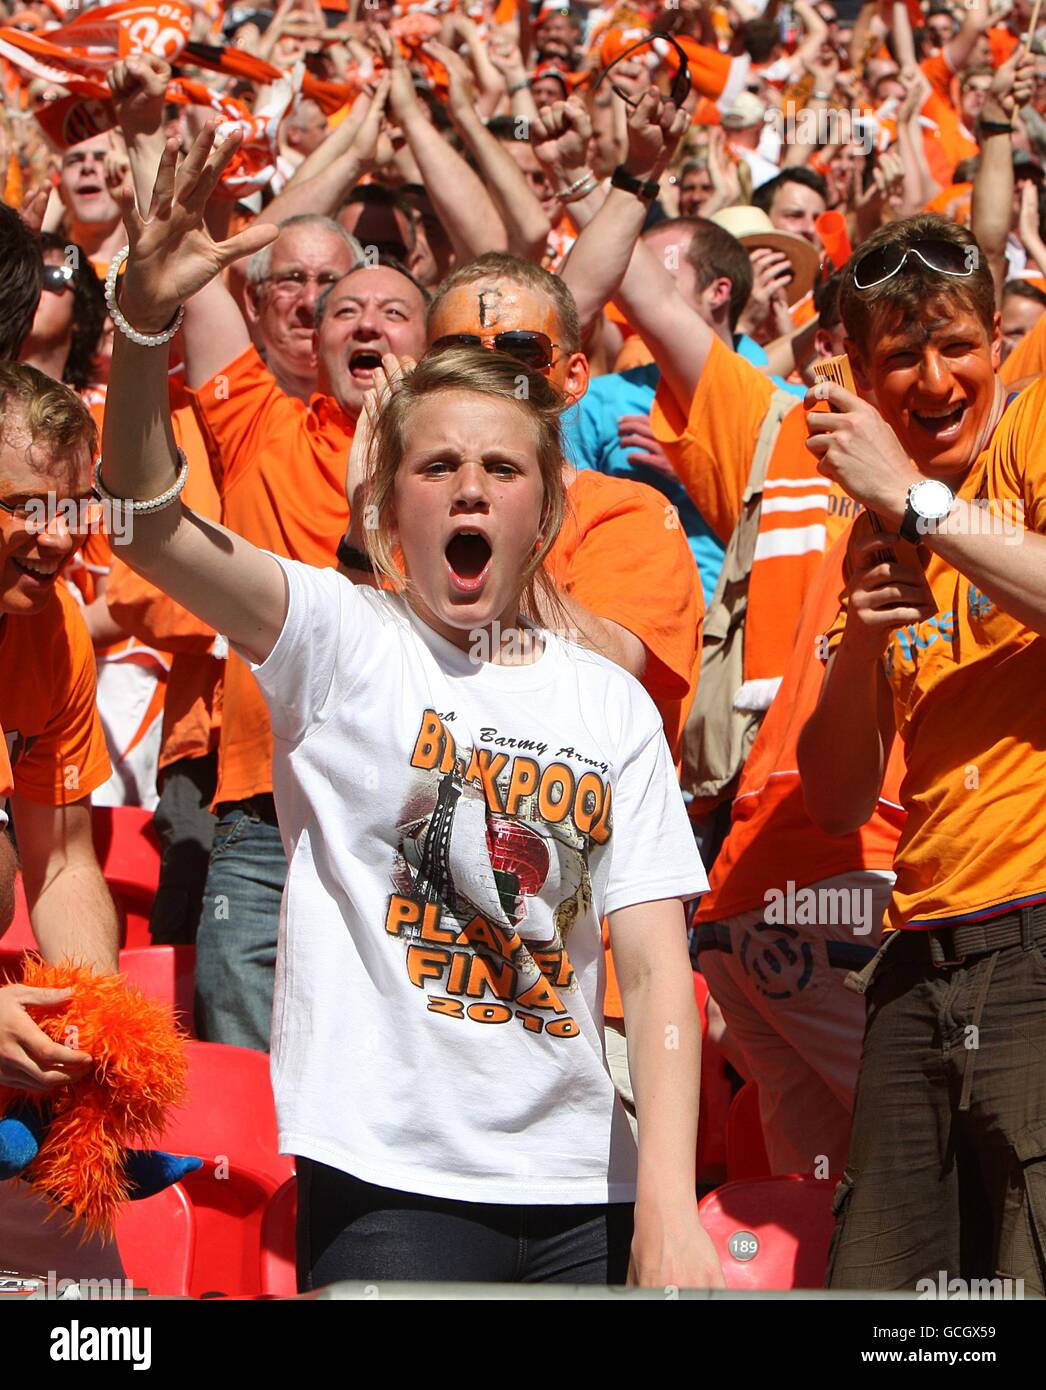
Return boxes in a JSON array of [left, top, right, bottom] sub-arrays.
[[1, 0, 1046, 1292]]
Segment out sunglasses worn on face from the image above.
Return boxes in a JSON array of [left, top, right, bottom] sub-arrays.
[[41, 264, 75, 295], [852, 239, 976, 291], [428, 331, 561, 371]]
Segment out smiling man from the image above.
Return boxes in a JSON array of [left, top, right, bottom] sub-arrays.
[[797, 212, 1046, 1294], [0, 362, 119, 1085], [242, 214, 361, 401]]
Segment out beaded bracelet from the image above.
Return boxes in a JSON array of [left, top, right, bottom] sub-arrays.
[[93, 449, 190, 515], [556, 169, 598, 201], [105, 246, 185, 348]]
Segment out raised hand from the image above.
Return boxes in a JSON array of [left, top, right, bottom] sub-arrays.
[[108, 53, 171, 143], [114, 122, 278, 335], [423, 38, 478, 120], [531, 96, 593, 177], [370, 22, 420, 124], [345, 351, 415, 543], [625, 86, 693, 181], [984, 42, 1035, 124]]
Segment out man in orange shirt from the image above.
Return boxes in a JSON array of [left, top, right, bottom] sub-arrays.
[[181, 257, 429, 1048], [56, 134, 126, 280], [0, 362, 118, 1090], [799, 213, 1046, 1293]]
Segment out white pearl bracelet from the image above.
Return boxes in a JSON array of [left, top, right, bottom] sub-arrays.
[[105, 246, 185, 348], [93, 449, 189, 514]]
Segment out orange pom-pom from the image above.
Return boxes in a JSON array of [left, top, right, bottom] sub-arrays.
[[0, 958, 190, 1240]]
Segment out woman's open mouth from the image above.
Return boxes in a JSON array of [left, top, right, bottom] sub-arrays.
[[11, 556, 60, 588], [445, 530, 493, 595]]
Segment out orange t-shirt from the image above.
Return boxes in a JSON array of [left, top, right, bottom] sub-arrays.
[[0, 729, 11, 814], [697, 534, 905, 923], [0, 584, 110, 806], [188, 345, 354, 806], [105, 401, 224, 772], [651, 335, 861, 687], [1001, 303, 1046, 384], [545, 469, 703, 1023], [827, 381, 1046, 928], [920, 52, 978, 185], [545, 468, 703, 765]]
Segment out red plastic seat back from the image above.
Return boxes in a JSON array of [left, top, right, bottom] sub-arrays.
[[91, 806, 161, 892], [698, 1175, 838, 1290], [156, 1041, 293, 1189], [115, 1180, 195, 1297], [260, 1177, 298, 1297], [726, 1080, 771, 1182], [118, 945, 196, 1035], [178, 1159, 280, 1299]]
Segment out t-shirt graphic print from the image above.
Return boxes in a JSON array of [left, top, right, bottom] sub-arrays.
[[388, 706, 612, 1041], [249, 557, 707, 1205]]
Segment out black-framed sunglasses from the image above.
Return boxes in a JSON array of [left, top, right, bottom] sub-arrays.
[[428, 331, 561, 372], [41, 263, 75, 295], [852, 239, 977, 291], [591, 30, 692, 111]]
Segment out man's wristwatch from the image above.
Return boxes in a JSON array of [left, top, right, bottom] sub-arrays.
[[899, 478, 955, 543], [610, 164, 660, 203]]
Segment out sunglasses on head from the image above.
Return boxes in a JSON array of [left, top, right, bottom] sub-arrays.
[[41, 263, 75, 295], [428, 331, 561, 372], [852, 239, 977, 291], [592, 31, 692, 110]]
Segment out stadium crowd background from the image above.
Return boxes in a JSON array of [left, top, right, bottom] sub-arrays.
[[0, 0, 1045, 1294]]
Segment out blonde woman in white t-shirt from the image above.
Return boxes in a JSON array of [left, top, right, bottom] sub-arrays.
[[100, 124, 724, 1290]]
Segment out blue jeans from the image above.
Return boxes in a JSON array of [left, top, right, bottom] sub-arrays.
[[296, 1159, 635, 1288], [194, 799, 286, 1051]]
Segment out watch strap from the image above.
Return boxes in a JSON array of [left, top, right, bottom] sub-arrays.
[[899, 498, 922, 545], [611, 164, 660, 203]]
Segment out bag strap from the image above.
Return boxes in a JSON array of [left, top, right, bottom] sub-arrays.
[[704, 388, 797, 635]]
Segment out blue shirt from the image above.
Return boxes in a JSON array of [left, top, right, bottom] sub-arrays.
[[561, 363, 724, 605]]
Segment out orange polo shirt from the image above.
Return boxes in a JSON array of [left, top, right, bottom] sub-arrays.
[[188, 345, 354, 806], [546, 470, 703, 1024], [825, 381, 1046, 929], [697, 535, 904, 924], [0, 584, 110, 806], [652, 336, 859, 688], [105, 401, 224, 773], [546, 468, 703, 766], [1001, 303, 1046, 383]]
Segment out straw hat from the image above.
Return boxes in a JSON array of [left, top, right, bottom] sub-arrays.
[[710, 205, 820, 306]]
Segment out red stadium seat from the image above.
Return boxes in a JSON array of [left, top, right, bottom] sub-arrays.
[[698, 1175, 838, 1290], [693, 970, 709, 1034], [154, 1041, 293, 1189], [0, 944, 195, 1037], [91, 805, 161, 891], [726, 1080, 771, 1182], [92, 805, 161, 948], [259, 1177, 298, 1297], [178, 1159, 281, 1299], [115, 1180, 196, 1297], [118, 946, 196, 1035]]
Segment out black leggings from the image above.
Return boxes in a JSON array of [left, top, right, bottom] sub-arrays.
[[296, 1158, 635, 1289]]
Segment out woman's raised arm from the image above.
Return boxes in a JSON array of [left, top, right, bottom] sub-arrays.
[[100, 123, 286, 666]]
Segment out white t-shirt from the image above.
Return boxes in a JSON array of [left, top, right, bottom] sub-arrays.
[[249, 557, 708, 1205]]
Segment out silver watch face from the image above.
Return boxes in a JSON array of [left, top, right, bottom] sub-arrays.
[[909, 478, 954, 522]]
